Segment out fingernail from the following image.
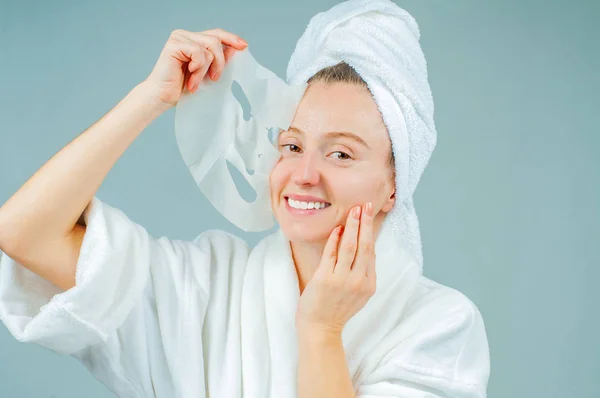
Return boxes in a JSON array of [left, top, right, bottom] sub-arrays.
[[353, 206, 361, 219], [238, 38, 248, 46]]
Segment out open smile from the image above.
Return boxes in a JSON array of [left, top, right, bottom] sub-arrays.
[[284, 195, 331, 215]]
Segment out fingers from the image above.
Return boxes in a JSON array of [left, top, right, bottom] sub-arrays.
[[202, 36, 227, 80], [188, 47, 212, 74], [172, 28, 247, 50], [165, 39, 211, 92], [203, 28, 248, 50], [223, 44, 238, 63], [334, 206, 361, 276], [174, 29, 247, 81], [318, 225, 343, 275], [187, 49, 213, 92], [353, 202, 374, 277]]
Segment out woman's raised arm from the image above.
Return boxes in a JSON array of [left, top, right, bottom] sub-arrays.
[[0, 28, 248, 290], [0, 82, 169, 290]]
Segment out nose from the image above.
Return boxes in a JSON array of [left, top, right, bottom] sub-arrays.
[[292, 152, 320, 186]]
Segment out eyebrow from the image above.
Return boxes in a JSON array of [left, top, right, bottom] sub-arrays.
[[286, 126, 371, 150]]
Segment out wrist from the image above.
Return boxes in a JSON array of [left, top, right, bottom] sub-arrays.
[[297, 321, 343, 345], [135, 80, 174, 115]]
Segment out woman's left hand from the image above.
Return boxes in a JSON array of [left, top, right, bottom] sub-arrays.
[[296, 202, 377, 337]]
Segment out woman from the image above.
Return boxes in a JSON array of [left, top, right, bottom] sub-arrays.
[[0, 1, 490, 397]]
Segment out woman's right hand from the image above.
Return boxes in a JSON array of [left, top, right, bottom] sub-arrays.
[[144, 28, 248, 108]]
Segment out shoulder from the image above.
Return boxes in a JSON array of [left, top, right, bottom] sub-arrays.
[[147, 230, 250, 296], [151, 229, 250, 259], [389, 277, 490, 393], [191, 229, 250, 255], [189, 229, 251, 270], [405, 277, 483, 327], [405, 276, 490, 356]]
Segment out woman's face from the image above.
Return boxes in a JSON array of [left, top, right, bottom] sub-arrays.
[[270, 81, 396, 243]]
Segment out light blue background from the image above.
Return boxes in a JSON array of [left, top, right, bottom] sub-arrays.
[[1, 1, 598, 397]]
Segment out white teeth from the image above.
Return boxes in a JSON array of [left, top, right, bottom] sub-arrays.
[[288, 198, 329, 210]]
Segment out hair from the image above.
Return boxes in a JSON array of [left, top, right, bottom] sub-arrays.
[[307, 61, 396, 173]]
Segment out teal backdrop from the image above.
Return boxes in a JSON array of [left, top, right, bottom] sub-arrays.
[[0, 1, 598, 397]]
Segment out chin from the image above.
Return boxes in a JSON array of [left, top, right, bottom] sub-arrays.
[[279, 221, 332, 244]]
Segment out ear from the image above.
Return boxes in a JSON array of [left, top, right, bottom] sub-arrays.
[[381, 190, 396, 213]]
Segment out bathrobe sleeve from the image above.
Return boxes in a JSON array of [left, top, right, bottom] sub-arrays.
[[0, 196, 215, 396], [356, 282, 490, 398]]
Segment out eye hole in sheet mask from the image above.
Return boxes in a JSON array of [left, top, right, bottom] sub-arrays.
[[231, 81, 252, 122], [228, 80, 258, 201], [174, 49, 307, 232]]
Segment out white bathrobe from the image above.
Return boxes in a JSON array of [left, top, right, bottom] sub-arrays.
[[0, 196, 490, 397]]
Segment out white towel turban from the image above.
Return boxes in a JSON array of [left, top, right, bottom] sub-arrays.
[[286, 0, 437, 271]]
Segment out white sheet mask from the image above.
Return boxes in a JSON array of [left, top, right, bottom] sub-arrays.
[[174, 49, 308, 232]]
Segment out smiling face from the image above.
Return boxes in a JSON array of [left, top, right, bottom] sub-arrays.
[[269, 81, 396, 244]]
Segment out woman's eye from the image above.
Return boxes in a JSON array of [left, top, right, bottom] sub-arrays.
[[281, 144, 301, 153], [331, 151, 351, 160]]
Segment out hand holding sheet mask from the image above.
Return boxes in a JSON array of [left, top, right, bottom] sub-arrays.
[[144, 28, 249, 108], [174, 49, 308, 231]]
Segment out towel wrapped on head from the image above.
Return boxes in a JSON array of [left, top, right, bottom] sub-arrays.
[[286, 0, 437, 271]]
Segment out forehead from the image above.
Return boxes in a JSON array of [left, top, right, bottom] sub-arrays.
[[290, 82, 387, 140]]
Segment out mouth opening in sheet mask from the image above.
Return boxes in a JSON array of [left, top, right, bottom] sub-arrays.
[[174, 48, 307, 232]]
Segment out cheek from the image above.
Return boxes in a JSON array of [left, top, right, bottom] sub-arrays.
[[268, 172, 279, 197], [332, 172, 369, 201], [269, 161, 289, 195], [333, 169, 388, 203]]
